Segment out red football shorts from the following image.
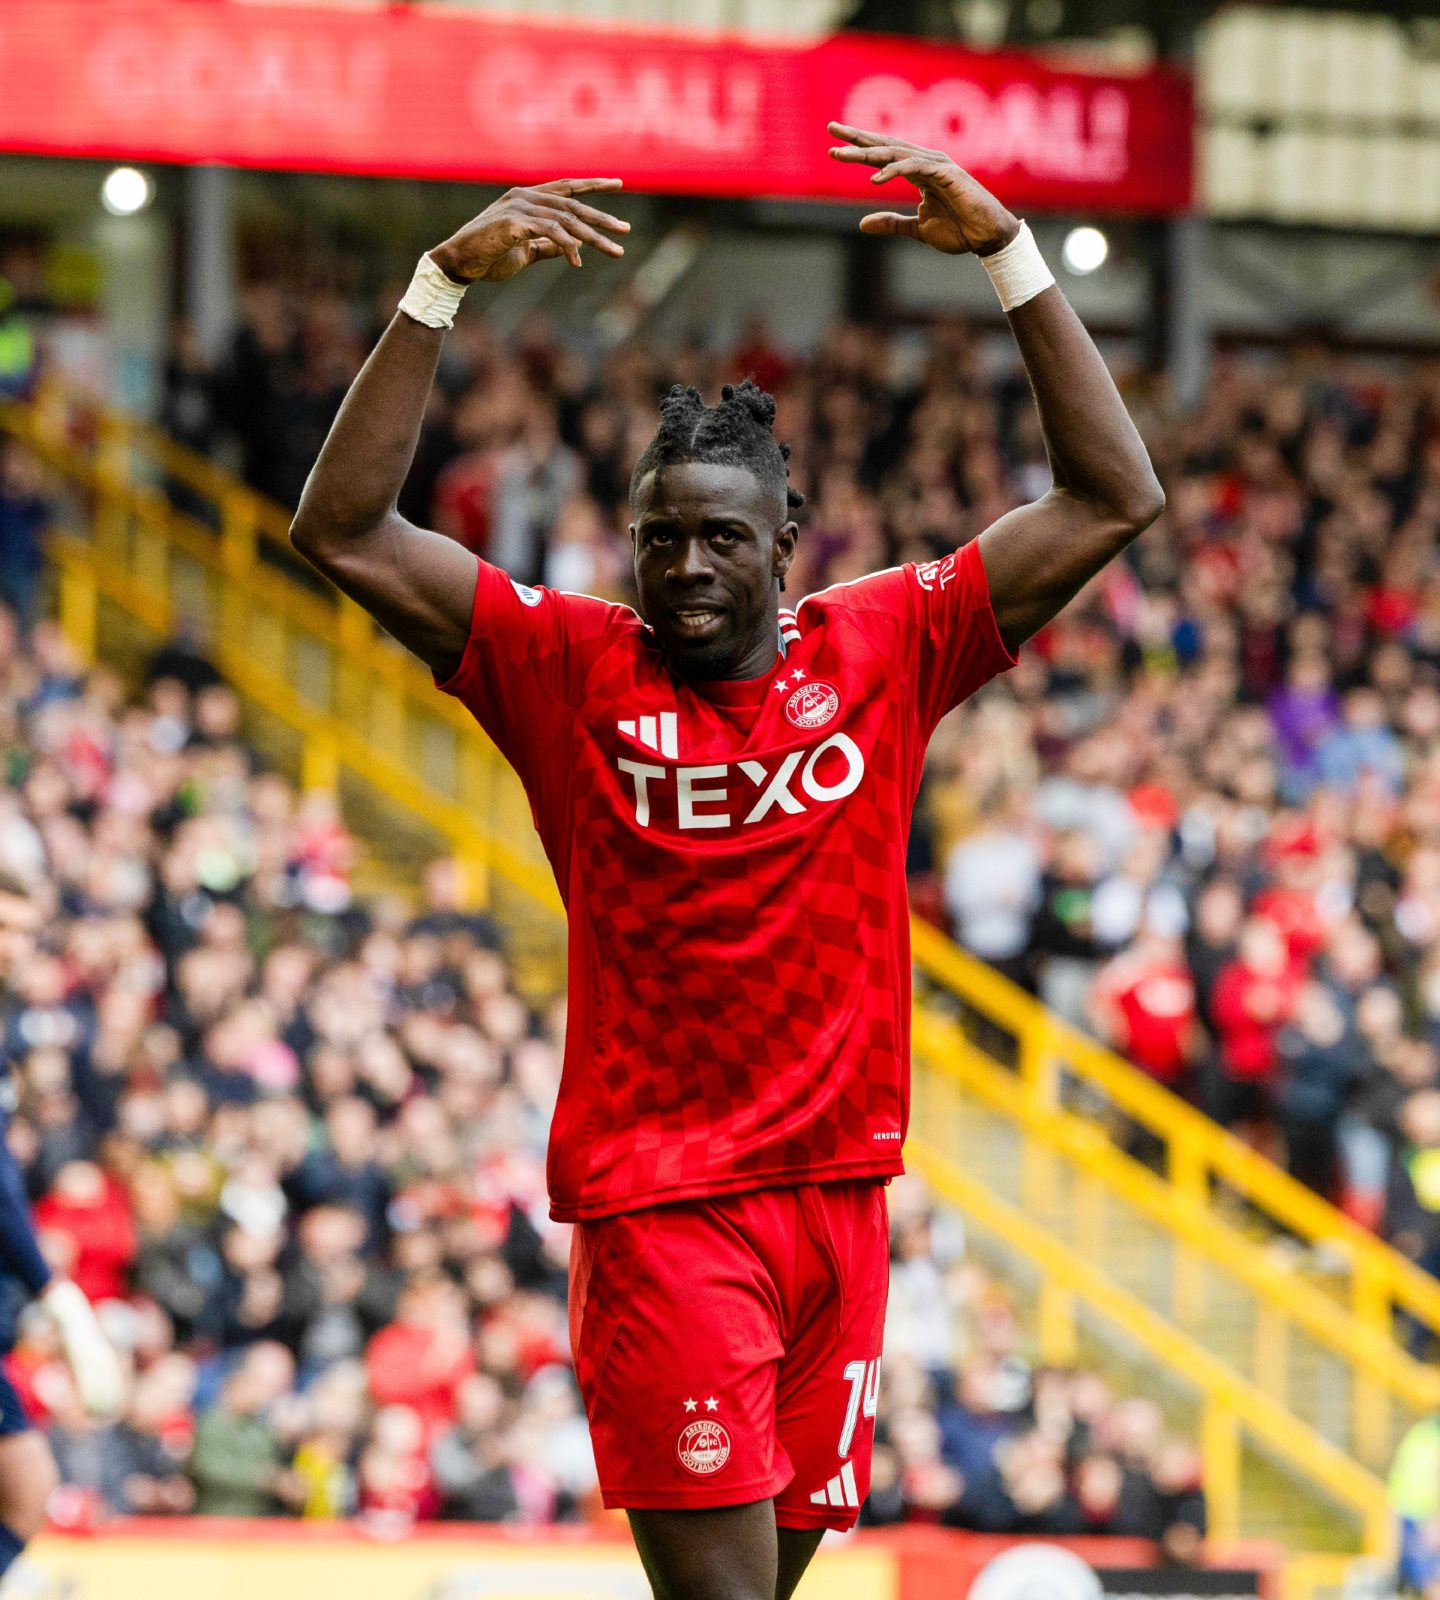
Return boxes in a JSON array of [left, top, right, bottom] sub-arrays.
[[569, 1180, 888, 1529]]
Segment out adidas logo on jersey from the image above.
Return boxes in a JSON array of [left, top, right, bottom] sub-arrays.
[[617, 713, 679, 760], [809, 1460, 859, 1509]]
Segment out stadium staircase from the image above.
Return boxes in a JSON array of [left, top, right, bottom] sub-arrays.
[[4, 390, 1430, 1586]]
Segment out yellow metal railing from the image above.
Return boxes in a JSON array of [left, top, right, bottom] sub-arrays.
[[4, 391, 1419, 1563], [908, 1006, 1422, 1552], [1283, 1553, 1390, 1600], [911, 922, 1440, 1381], [1, 393, 564, 934], [903, 1129, 1392, 1555]]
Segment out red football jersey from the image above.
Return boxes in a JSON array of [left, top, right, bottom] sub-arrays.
[[437, 540, 1015, 1220]]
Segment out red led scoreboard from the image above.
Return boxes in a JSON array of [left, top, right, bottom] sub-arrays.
[[0, 1, 1193, 215]]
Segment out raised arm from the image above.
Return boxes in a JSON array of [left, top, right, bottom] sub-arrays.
[[828, 124, 1164, 654], [289, 181, 629, 678]]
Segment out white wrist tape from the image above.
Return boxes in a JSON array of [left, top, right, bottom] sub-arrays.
[[399, 253, 467, 330], [979, 222, 1055, 313]]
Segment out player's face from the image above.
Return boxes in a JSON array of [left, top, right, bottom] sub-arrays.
[[630, 463, 797, 680]]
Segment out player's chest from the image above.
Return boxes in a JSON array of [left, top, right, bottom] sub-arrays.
[[572, 643, 906, 841]]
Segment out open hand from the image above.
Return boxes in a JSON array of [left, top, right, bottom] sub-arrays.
[[828, 124, 1019, 257], [430, 179, 630, 284]]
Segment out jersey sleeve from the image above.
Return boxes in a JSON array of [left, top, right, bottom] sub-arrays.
[[433, 560, 630, 784], [824, 540, 1016, 733]]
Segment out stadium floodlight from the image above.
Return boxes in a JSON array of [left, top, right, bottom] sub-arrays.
[[100, 167, 154, 217], [1061, 225, 1108, 275]]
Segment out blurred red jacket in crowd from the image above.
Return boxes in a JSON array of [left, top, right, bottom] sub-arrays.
[[365, 1281, 477, 1438], [1209, 923, 1305, 1083], [1092, 943, 1197, 1085], [33, 1164, 137, 1303]]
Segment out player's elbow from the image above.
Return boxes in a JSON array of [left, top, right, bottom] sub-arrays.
[[1110, 472, 1165, 540], [288, 509, 321, 563], [288, 493, 372, 573], [289, 493, 348, 563], [288, 491, 329, 563]]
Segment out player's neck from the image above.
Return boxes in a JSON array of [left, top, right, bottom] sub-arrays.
[[673, 626, 783, 685]]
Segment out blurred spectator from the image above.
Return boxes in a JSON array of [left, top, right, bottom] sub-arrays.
[[1091, 930, 1198, 1093], [944, 790, 1041, 990], [356, 1402, 434, 1531], [1269, 653, 1341, 802], [1391, 1412, 1440, 1594], [1205, 918, 1303, 1138], [365, 1277, 474, 1439], [1031, 831, 1116, 1027], [160, 323, 223, 467], [290, 1359, 365, 1519], [0, 280, 36, 401], [33, 1161, 136, 1305], [288, 1097, 390, 1249], [431, 1372, 520, 1522], [1386, 1090, 1440, 1278], [0, 442, 50, 626], [189, 1351, 300, 1516], [111, 1355, 197, 1515], [1317, 689, 1404, 796], [1277, 982, 1363, 1195]]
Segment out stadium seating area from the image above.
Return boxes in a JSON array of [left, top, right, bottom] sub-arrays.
[[927, 351, 1440, 1255], [2, 0, 1438, 1584], [9, 276, 1437, 1540], [188, 285, 1440, 1250], [0, 555, 1205, 1537]]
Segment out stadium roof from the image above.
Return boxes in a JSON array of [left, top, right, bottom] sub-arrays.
[[843, 0, 1440, 51]]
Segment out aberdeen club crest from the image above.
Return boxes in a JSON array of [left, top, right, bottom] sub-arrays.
[[783, 680, 840, 730], [676, 1418, 732, 1476]]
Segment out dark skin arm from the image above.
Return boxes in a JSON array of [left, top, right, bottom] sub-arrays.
[[829, 123, 1166, 654], [289, 180, 630, 678]]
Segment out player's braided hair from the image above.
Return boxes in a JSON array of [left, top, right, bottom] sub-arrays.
[[629, 379, 805, 515]]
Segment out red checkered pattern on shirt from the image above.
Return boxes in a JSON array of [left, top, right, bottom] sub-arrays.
[[437, 543, 1015, 1220]]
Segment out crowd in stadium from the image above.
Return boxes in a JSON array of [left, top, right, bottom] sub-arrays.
[[927, 346, 1440, 1255], [6, 268, 1438, 1537], [182, 282, 1440, 1253], [0, 542, 1206, 1539]]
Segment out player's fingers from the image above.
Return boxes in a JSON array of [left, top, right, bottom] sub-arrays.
[[829, 141, 912, 166], [523, 215, 584, 267], [871, 156, 941, 185], [531, 192, 632, 237], [520, 202, 624, 259], [548, 213, 628, 257], [526, 239, 567, 262], [858, 211, 922, 238], [827, 122, 897, 148], [544, 196, 631, 234], [535, 177, 625, 196]]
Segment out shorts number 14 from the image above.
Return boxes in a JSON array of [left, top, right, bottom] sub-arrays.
[[839, 1358, 881, 1459]]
